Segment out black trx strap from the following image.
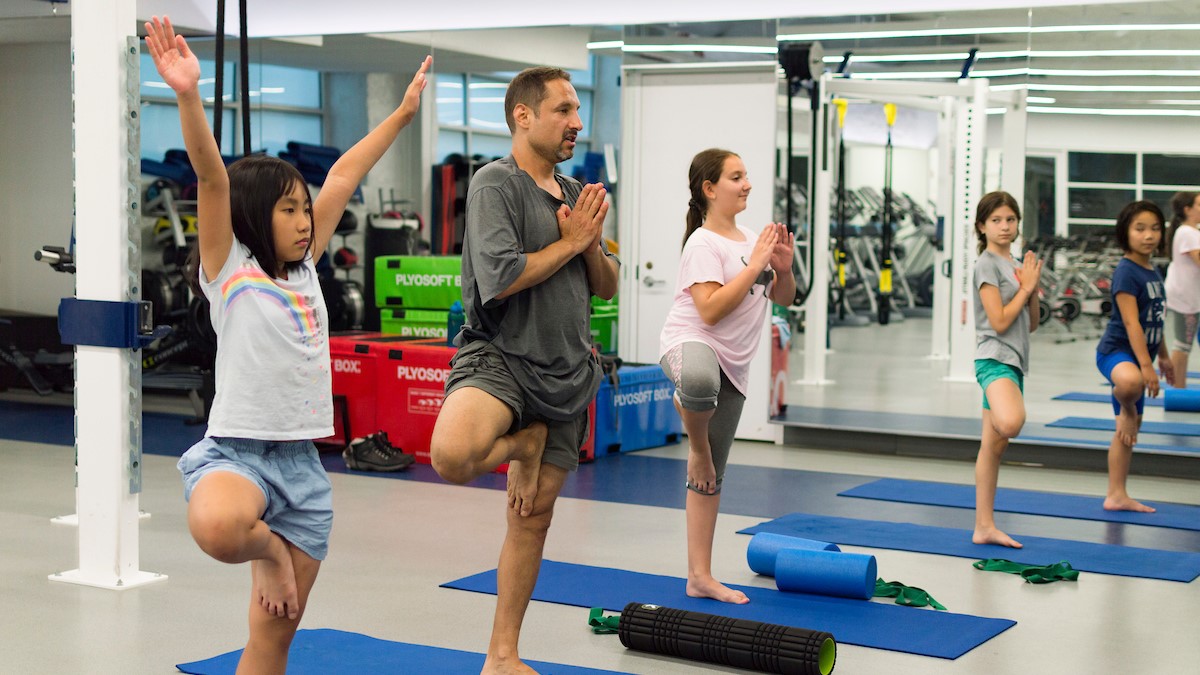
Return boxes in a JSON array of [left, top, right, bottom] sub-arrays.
[[213, 0, 251, 155], [212, 0, 224, 147]]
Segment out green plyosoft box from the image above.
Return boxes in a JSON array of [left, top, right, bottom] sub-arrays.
[[590, 305, 618, 354], [379, 308, 450, 339], [375, 256, 462, 309]]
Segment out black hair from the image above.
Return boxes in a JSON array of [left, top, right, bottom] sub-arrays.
[[1114, 200, 1165, 254], [185, 155, 313, 294]]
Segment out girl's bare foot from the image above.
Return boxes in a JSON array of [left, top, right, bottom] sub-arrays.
[[507, 422, 547, 517], [1104, 495, 1156, 512], [973, 525, 1023, 548], [686, 575, 750, 604], [687, 449, 717, 495], [252, 536, 299, 620], [481, 654, 540, 674], [1115, 411, 1139, 447]]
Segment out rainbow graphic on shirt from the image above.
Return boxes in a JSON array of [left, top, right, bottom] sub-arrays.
[[222, 265, 319, 339]]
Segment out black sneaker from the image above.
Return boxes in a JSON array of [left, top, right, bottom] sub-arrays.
[[342, 431, 415, 472]]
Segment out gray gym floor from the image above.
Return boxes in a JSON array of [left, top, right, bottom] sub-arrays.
[[2, 316, 1197, 674]]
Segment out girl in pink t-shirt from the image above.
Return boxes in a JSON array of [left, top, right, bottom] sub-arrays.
[[658, 148, 795, 604], [1163, 191, 1200, 386]]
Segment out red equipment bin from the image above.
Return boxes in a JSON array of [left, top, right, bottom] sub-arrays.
[[373, 336, 456, 464]]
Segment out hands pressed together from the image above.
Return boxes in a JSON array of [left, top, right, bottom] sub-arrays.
[[556, 183, 609, 255]]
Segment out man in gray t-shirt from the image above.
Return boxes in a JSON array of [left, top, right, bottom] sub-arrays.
[[429, 67, 618, 674]]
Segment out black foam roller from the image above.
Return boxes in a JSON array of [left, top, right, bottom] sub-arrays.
[[617, 602, 836, 675]]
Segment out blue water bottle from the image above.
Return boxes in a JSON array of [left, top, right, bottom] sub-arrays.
[[447, 300, 465, 347]]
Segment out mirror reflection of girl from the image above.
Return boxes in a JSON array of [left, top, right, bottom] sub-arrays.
[[972, 191, 1041, 548], [1162, 191, 1200, 387], [1096, 201, 1172, 512], [145, 16, 430, 673], [658, 149, 795, 603]]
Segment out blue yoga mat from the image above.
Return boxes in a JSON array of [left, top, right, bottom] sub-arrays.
[[740, 513, 1200, 583], [176, 628, 630, 675], [442, 559, 1015, 660], [1047, 416, 1200, 437], [1053, 391, 1163, 408], [839, 478, 1200, 532]]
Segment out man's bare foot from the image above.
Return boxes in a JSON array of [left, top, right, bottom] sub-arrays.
[[686, 575, 750, 604], [1104, 495, 1156, 512], [507, 422, 547, 517], [973, 525, 1023, 548], [687, 448, 717, 495], [1115, 412, 1138, 447], [252, 536, 299, 620], [481, 654, 539, 675]]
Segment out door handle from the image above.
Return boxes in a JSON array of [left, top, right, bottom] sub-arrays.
[[643, 276, 665, 287]]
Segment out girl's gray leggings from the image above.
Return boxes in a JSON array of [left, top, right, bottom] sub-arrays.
[[659, 341, 745, 495]]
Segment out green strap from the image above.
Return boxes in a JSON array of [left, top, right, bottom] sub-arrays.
[[588, 607, 621, 634], [973, 558, 1080, 584], [873, 578, 947, 611]]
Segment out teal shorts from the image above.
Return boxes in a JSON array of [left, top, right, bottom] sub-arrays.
[[975, 359, 1024, 410]]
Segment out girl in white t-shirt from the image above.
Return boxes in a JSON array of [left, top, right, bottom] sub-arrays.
[[1163, 191, 1200, 386], [146, 17, 428, 672], [658, 148, 795, 604]]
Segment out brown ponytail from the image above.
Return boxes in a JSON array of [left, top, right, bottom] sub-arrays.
[[1167, 191, 1198, 254], [683, 148, 737, 249]]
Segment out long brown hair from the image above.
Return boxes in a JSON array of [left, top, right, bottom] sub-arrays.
[[683, 148, 738, 249], [974, 190, 1021, 254], [1166, 191, 1198, 254]]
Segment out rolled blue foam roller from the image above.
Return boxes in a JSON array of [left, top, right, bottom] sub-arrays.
[[747, 532, 841, 577], [1163, 388, 1200, 412], [775, 548, 877, 600]]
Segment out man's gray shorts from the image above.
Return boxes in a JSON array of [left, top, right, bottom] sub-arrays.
[[445, 340, 587, 472]]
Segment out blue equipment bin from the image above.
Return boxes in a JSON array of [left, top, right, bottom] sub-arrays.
[[595, 364, 682, 454]]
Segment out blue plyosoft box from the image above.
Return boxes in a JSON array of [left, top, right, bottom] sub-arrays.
[[594, 364, 682, 454]]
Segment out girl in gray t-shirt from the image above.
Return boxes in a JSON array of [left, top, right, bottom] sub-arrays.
[[971, 191, 1042, 549]]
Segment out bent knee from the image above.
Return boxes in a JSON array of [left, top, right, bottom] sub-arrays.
[[992, 414, 1025, 439], [189, 514, 255, 564]]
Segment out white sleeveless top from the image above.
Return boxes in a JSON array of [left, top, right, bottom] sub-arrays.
[[201, 240, 333, 440]]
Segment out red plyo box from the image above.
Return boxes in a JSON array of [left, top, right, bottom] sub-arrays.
[[373, 337, 457, 464], [323, 331, 383, 445]]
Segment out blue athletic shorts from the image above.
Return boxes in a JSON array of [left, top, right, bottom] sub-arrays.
[[179, 436, 333, 561], [974, 359, 1024, 411], [1096, 350, 1145, 416]]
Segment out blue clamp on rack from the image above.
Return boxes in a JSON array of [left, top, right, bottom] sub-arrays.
[[58, 299, 172, 350]]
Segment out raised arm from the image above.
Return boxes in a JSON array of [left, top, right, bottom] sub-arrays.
[[145, 16, 231, 282], [311, 56, 432, 260]]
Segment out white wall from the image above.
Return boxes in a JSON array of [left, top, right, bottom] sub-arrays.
[[0, 42, 75, 315], [999, 113, 1200, 155]]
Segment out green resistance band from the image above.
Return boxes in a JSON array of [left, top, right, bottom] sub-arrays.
[[973, 558, 1080, 584], [874, 578, 947, 611], [588, 607, 621, 634]]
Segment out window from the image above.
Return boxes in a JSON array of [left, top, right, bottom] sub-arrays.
[[1064, 150, 1200, 236], [139, 53, 323, 163]]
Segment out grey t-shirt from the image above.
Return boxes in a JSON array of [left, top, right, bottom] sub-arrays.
[[457, 155, 620, 420], [973, 250, 1030, 373]]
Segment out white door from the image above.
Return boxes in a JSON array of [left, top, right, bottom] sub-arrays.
[[618, 63, 780, 441]]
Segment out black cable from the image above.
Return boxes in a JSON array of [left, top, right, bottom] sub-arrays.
[[212, 0, 225, 148], [238, 0, 250, 156]]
